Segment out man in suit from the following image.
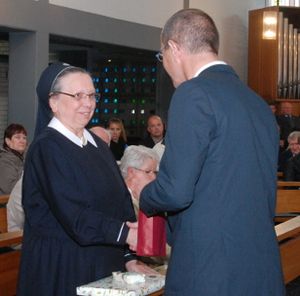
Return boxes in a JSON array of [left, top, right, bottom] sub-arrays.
[[130, 9, 285, 296], [276, 101, 300, 148], [278, 131, 300, 172], [140, 115, 165, 148]]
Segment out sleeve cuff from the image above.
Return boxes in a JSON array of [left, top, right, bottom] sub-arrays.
[[117, 222, 129, 244]]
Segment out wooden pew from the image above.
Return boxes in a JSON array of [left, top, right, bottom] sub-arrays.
[[0, 194, 10, 233], [275, 189, 300, 223], [0, 195, 23, 296], [275, 186, 300, 284], [277, 181, 300, 189], [276, 216, 300, 284]]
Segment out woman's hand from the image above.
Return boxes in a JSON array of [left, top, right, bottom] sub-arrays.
[[126, 221, 138, 251]]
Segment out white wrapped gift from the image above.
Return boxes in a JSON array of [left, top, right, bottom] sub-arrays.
[[76, 272, 165, 296]]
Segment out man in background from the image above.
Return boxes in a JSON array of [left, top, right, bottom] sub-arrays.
[[276, 101, 300, 148], [90, 126, 111, 145], [278, 131, 300, 172], [140, 115, 165, 148]]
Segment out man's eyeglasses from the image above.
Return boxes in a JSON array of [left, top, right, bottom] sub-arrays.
[[133, 167, 158, 175], [49, 91, 100, 102], [155, 52, 163, 62]]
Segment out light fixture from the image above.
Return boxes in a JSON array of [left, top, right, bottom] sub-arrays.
[[262, 11, 278, 40]]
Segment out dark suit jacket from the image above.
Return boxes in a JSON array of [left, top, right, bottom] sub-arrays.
[[139, 135, 156, 148], [278, 149, 293, 172], [140, 65, 285, 295], [284, 153, 300, 181]]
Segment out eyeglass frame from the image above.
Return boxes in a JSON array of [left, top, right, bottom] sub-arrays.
[[132, 167, 158, 175], [49, 91, 100, 102], [155, 52, 163, 62], [155, 43, 169, 62]]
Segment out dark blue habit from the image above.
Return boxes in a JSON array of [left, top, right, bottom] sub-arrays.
[[17, 128, 136, 295]]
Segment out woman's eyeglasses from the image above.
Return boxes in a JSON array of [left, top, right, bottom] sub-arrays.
[[133, 167, 158, 175], [49, 91, 100, 102]]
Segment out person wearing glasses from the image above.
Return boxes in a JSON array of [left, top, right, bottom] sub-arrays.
[[132, 9, 285, 296], [17, 63, 154, 296], [119, 145, 159, 217], [120, 145, 169, 266]]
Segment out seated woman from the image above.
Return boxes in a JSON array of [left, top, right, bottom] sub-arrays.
[[0, 123, 27, 194], [119, 145, 159, 216], [120, 145, 169, 264], [7, 173, 24, 232], [108, 117, 128, 161]]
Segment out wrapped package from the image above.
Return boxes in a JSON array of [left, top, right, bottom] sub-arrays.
[[137, 210, 166, 257], [76, 272, 165, 296]]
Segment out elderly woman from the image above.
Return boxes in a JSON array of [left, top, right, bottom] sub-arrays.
[[0, 123, 27, 194], [120, 145, 159, 216], [18, 63, 153, 296], [120, 146, 169, 265]]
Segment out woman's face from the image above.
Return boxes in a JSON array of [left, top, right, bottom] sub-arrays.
[[5, 132, 27, 153], [49, 72, 96, 136], [109, 123, 122, 142]]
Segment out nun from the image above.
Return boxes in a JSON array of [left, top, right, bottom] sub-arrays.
[[17, 63, 154, 296]]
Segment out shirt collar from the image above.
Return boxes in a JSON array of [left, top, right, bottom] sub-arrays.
[[48, 117, 97, 148], [193, 60, 227, 78]]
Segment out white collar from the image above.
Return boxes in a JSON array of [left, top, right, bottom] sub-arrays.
[[193, 60, 227, 78], [48, 117, 98, 148]]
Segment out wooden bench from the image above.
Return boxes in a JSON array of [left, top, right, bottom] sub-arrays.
[[0, 194, 10, 233], [276, 216, 300, 284], [0, 195, 23, 296], [277, 181, 300, 189], [274, 187, 300, 284], [275, 189, 300, 223]]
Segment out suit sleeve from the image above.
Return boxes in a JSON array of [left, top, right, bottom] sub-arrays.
[[140, 82, 217, 215]]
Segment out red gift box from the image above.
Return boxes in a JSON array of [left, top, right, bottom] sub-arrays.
[[137, 210, 166, 257]]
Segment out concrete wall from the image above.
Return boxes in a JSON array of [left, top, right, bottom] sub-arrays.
[[0, 0, 265, 140], [49, 0, 184, 28]]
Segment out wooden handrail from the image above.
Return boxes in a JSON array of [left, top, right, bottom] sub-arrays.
[[276, 216, 300, 241], [0, 230, 23, 248], [277, 172, 283, 179], [0, 194, 9, 205], [275, 216, 300, 283], [277, 181, 300, 188]]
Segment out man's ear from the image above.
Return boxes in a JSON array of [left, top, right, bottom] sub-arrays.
[[168, 40, 181, 61]]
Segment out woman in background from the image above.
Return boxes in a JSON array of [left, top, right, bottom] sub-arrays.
[[0, 123, 27, 194], [108, 117, 127, 160]]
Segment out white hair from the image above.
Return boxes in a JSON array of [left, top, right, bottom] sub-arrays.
[[119, 145, 159, 179]]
